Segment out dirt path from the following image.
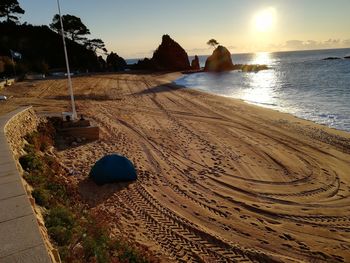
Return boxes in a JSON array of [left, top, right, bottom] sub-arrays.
[[2, 73, 350, 262]]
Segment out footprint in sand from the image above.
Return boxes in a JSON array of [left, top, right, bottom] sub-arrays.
[[265, 226, 276, 233], [282, 243, 293, 248]]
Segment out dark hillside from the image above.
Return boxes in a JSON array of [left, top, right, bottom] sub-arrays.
[[0, 22, 102, 76]]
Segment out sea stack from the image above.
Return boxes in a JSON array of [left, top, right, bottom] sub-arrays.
[[191, 55, 200, 70], [204, 45, 234, 72], [152, 34, 191, 71]]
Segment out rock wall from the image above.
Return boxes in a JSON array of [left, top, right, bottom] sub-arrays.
[[5, 107, 40, 160]]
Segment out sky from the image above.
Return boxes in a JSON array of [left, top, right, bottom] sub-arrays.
[[17, 0, 350, 58]]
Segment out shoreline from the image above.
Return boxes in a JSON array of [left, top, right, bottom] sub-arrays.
[[169, 75, 350, 139], [1, 70, 350, 138], [173, 75, 350, 135], [1, 72, 350, 262]]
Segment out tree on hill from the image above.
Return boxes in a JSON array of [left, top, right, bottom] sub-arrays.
[[106, 52, 126, 71], [0, 23, 103, 77], [50, 14, 90, 42], [97, 55, 107, 70], [85, 38, 107, 53], [207, 39, 219, 49], [0, 0, 25, 23]]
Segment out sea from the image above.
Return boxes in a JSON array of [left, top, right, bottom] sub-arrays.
[[127, 48, 350, 132]]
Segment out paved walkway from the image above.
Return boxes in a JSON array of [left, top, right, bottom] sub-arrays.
[[0, 107, 51, 262]]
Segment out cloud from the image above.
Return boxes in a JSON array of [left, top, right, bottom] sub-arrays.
[[343, 39, 350, 46], [285, 40, 304, 49], [282, 38, 350, 51], [186, 47, 211, 55]]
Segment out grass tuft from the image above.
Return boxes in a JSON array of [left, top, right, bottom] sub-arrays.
[[45, 206, 75, 246], [32, 188, 51, 207], [19, 152, 43, 172]]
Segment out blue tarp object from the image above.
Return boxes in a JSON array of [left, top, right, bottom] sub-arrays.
[[89, 154, 137, 185]]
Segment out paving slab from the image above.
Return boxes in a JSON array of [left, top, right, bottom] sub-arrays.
[[0, 215, 46, 258], [0, 195, 33, 223], [1, 244, 51, 263], [0, 181, 25, 200], [0, 173, 20, 185], [0, 161, 18, 176]]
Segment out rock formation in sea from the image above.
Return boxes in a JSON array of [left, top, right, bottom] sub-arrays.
[[204, 45, 234, 72], [133, 34, 190, 71], [152, 34, 191, 71], [322, 57, 341, 60], [191, 55, 200, 70]]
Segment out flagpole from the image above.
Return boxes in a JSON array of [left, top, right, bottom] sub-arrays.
[[10, 54, 17, 79], [56, 0, 77, 120]]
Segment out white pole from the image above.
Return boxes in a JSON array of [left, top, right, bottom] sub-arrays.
[[56, 0, 77, 120], [10, 54, 17, 79]]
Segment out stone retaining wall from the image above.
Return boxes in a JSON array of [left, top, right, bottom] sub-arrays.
[[5, 107, 40, 161], [0, 107, 54, 263]]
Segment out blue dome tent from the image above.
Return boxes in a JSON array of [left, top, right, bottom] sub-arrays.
[[89, 154, 137, 185]]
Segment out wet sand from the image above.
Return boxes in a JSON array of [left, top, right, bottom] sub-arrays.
[[1, 72, 350, 262]]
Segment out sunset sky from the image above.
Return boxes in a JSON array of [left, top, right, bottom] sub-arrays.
[[18, 0, 350, 58]]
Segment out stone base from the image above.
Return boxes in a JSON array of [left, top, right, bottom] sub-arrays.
[[58, 126, 99, 141]]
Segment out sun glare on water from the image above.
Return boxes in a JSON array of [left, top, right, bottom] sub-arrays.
[[254, 8, 276, 32]]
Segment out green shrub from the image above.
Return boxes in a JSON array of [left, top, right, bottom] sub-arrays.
[[47, 225, 72, 246], [119, 246, 144, 262], [83, 235, 109, 263], [45, 206, 75, 229], [19, 153, 43, 172], [45, 206, 75, 246], [110, 240, 149, 263], [46, 182, 67, 202], [23, 172, 46, 186], [32, 188, 51, 207]]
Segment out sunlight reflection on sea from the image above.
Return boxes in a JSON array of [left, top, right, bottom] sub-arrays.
[[176, 49, 350, 131]]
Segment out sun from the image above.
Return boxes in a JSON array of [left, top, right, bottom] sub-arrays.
[[254, 8, 276, 32]]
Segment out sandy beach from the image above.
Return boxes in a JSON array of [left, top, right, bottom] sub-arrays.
[[1, 72, 350, 262]]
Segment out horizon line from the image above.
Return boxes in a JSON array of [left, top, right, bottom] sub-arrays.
[[125, 47, 350, 60]]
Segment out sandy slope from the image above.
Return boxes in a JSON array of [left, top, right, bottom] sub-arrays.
[[1, 73, 350, 262]]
